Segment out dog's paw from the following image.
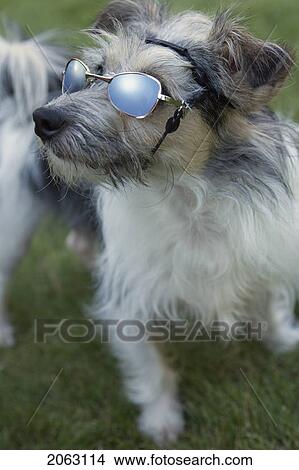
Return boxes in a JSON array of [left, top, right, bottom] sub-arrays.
[[266, 321, 299, 353], [138, 393, 184, 446], [0, 320, 15, 348]]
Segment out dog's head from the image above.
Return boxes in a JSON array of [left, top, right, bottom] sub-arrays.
[[34, 0, 294, 187]]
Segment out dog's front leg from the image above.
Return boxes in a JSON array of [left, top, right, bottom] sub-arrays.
[[0, 275, 15, 347], [111, 327, 184, 445], [265, 284, 299, 352], [0, 186, 43, 347]]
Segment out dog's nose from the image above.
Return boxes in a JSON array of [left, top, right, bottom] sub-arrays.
[[33, 107, 66, 141]]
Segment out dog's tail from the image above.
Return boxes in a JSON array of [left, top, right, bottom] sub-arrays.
[[0, 18, 67, 123]]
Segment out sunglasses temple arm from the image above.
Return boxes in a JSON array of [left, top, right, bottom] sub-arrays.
[[159, 94, 190, 109]]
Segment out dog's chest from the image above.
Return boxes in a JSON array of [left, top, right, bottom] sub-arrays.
[[100, 184, 238, 315]]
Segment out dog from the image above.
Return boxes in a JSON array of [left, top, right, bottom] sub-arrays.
[[0, 21, 98, 347], [34, 0, 299, 444]]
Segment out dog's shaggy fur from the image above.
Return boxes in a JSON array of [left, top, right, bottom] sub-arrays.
[[38, 0, 299, 444], [0, 22, 98, 347]]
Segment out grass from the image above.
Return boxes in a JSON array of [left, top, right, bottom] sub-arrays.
[[0, 0, 298, 450]]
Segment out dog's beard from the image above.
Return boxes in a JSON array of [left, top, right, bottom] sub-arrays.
[[43, 147, 99, 186], [41, 132, 153, 188]]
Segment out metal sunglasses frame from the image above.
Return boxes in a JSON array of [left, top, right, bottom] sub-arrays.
[[62, 58, 187, 119]]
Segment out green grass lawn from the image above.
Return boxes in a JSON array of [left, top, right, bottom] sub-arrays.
[[0, 0, 299, 450]]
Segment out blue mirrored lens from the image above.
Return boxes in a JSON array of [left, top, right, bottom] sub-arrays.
[[108, 73, 160, 117], [62, 60, 87, 94]]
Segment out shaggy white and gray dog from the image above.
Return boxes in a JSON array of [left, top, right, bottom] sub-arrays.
[[35, 0, 299, 444], [0, 22, 97, 347]]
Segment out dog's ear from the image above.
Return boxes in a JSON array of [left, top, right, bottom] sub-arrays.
[[209, 12, 295, 110], [94, 0, 168, 32]]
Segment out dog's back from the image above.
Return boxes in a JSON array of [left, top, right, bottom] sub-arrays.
[[0, 21, 98, 346], [0, 20, 65, 120], [0, 19, 97, 237]]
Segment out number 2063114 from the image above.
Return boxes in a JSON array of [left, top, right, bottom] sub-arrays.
[[47, 453, 105, 466]]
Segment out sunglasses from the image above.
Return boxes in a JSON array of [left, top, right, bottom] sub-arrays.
[[62, 58, 186, 119]]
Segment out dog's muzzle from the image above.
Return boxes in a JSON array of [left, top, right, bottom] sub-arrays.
[[33, 107, 66, 142]]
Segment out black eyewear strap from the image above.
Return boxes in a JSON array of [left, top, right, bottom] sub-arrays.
[[146, 37, 234, 156], [145, 38, 197, 156]]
